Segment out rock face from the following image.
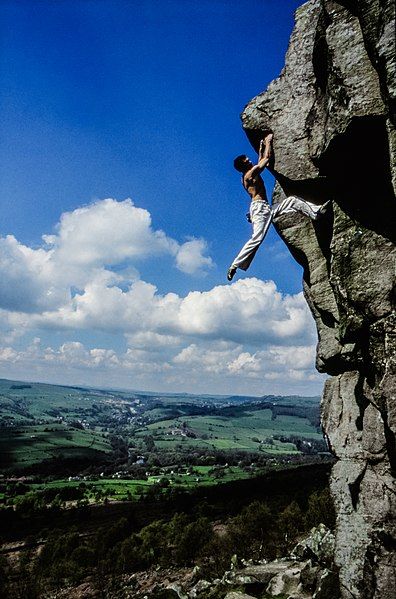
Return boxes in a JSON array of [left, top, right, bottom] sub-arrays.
[[241, 1, 395, 598]]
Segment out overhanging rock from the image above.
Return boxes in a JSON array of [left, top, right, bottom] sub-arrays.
[[241, 1, 396, 597]]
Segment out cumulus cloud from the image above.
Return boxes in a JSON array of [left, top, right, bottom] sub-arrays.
[[0, 337, 324, 395], [0, 197, 323, 395], [0, 235, 63, 312], [0, 199, 213, 315], [173, 342, 240, 374], [46, 198, 178, 266], [44, 341, 120, 369], [175, 238, 213, 274], [172, 341, 319, 383], [31, 277, 315, 351], [227, 345, 318, 381], [125, 331, 182, 350], [227, 351, 262, 374]]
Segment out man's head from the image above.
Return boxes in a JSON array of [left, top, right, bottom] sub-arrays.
[[233, 154, 252, 173]]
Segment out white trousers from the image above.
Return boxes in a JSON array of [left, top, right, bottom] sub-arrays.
[[232, 195, 324, 271]]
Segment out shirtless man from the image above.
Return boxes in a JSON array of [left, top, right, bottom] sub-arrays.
[[227, 134, 274, 281], [227, 133, 329, 281]]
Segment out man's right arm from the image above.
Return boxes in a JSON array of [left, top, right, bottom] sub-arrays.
[[248, 134, 273, 178]]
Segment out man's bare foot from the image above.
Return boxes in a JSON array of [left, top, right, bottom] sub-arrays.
[[227, 266, 237, 281]]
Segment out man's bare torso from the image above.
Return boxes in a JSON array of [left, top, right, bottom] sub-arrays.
[[243, 171, 268, 202]]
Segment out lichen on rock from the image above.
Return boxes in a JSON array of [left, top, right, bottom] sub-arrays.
[[241, 1, 396, 597]]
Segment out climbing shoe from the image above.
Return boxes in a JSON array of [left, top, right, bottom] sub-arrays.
[[227, 266, 237, 281]]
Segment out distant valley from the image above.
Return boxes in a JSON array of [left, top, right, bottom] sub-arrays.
[[0, 378, 333, 599], [0, 377, 326, 475]]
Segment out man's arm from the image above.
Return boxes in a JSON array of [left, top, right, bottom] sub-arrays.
[[248, 134, 273, 178]]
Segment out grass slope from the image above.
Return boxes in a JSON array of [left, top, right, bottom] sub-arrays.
[[137, 408, 322, 453], [0, 424, 111, 469], [0, 378, 323, 471]]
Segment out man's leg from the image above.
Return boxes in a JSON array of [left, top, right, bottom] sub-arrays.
[[227, 201, 272, 280], [273, 195, 330, 221]]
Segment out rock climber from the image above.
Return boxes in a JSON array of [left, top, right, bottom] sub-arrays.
[[227, 133, 329, 281]]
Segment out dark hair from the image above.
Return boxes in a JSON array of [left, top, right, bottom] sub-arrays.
[[233, 155, 248, 172]]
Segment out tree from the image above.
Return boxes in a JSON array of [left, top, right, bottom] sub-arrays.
[[167, 512, 189, 542], [0, 554, 9, 598], [277, 500, 304, 551], [144, 435, 155, 451], [305, 488, 336, 529], [70, 545, 95, 569], [96, 517, 131, 557], [117, 535, 145, 573], [174, 517, 214, 565], [139, 520, 168, 564], [227, 501, 274, 560]]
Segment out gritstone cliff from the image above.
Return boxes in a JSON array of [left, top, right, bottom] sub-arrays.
[[241, 1, 395, 597]]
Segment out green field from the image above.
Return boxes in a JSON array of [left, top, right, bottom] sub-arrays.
[[0, 378, 324, 472], [0, 424, 112, 469], [0, 380, 94, 419], [136, 408, 322, 454], [0, 378, 137, 425], [27, 466, 255, 502]]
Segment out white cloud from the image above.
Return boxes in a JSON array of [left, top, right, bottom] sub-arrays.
[[0, 235, 64, 312], [48, 198, 178, 267], [125, 331, 182, 350], [173, 342, 319, 382], [0, 347, 19, 362], [0, 198, 324, 395], [0, 199, 213, 315], [228, 351, 262, 374], [175, 238, 213, 274], [29, 278, 315, 352], [173, 342, 240, 374], [227, 345, 318, 381], [172, 278, 313, 343], [0, 336, 324, 395]]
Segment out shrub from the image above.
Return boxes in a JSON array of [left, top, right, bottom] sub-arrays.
[[305, 488, 336, 529], [227, 500, 275, 560]]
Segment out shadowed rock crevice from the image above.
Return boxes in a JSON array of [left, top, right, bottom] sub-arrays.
[[331, 0, 359, 16], [312, 6, 331, 93], [354, 375, 370, 432], [318, 115, 396, 243], [383, 410, 396, 472], [241, 1, 395, 597], [353, 1, 396, 126], [348, 463, 367, 510]]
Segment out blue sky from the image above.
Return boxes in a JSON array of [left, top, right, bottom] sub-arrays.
[[0, 0, 325, 395]]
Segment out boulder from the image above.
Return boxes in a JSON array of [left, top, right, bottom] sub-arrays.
[[241, 1, 396, 596], [188, 579, 212, 598], [150, 588, 188, 599], [300, 561, 321, 592], [224, 593, 257, 599], [291, 524, 335, 566], [313, 568, 340, 599], [265, 565, 304, 597]]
